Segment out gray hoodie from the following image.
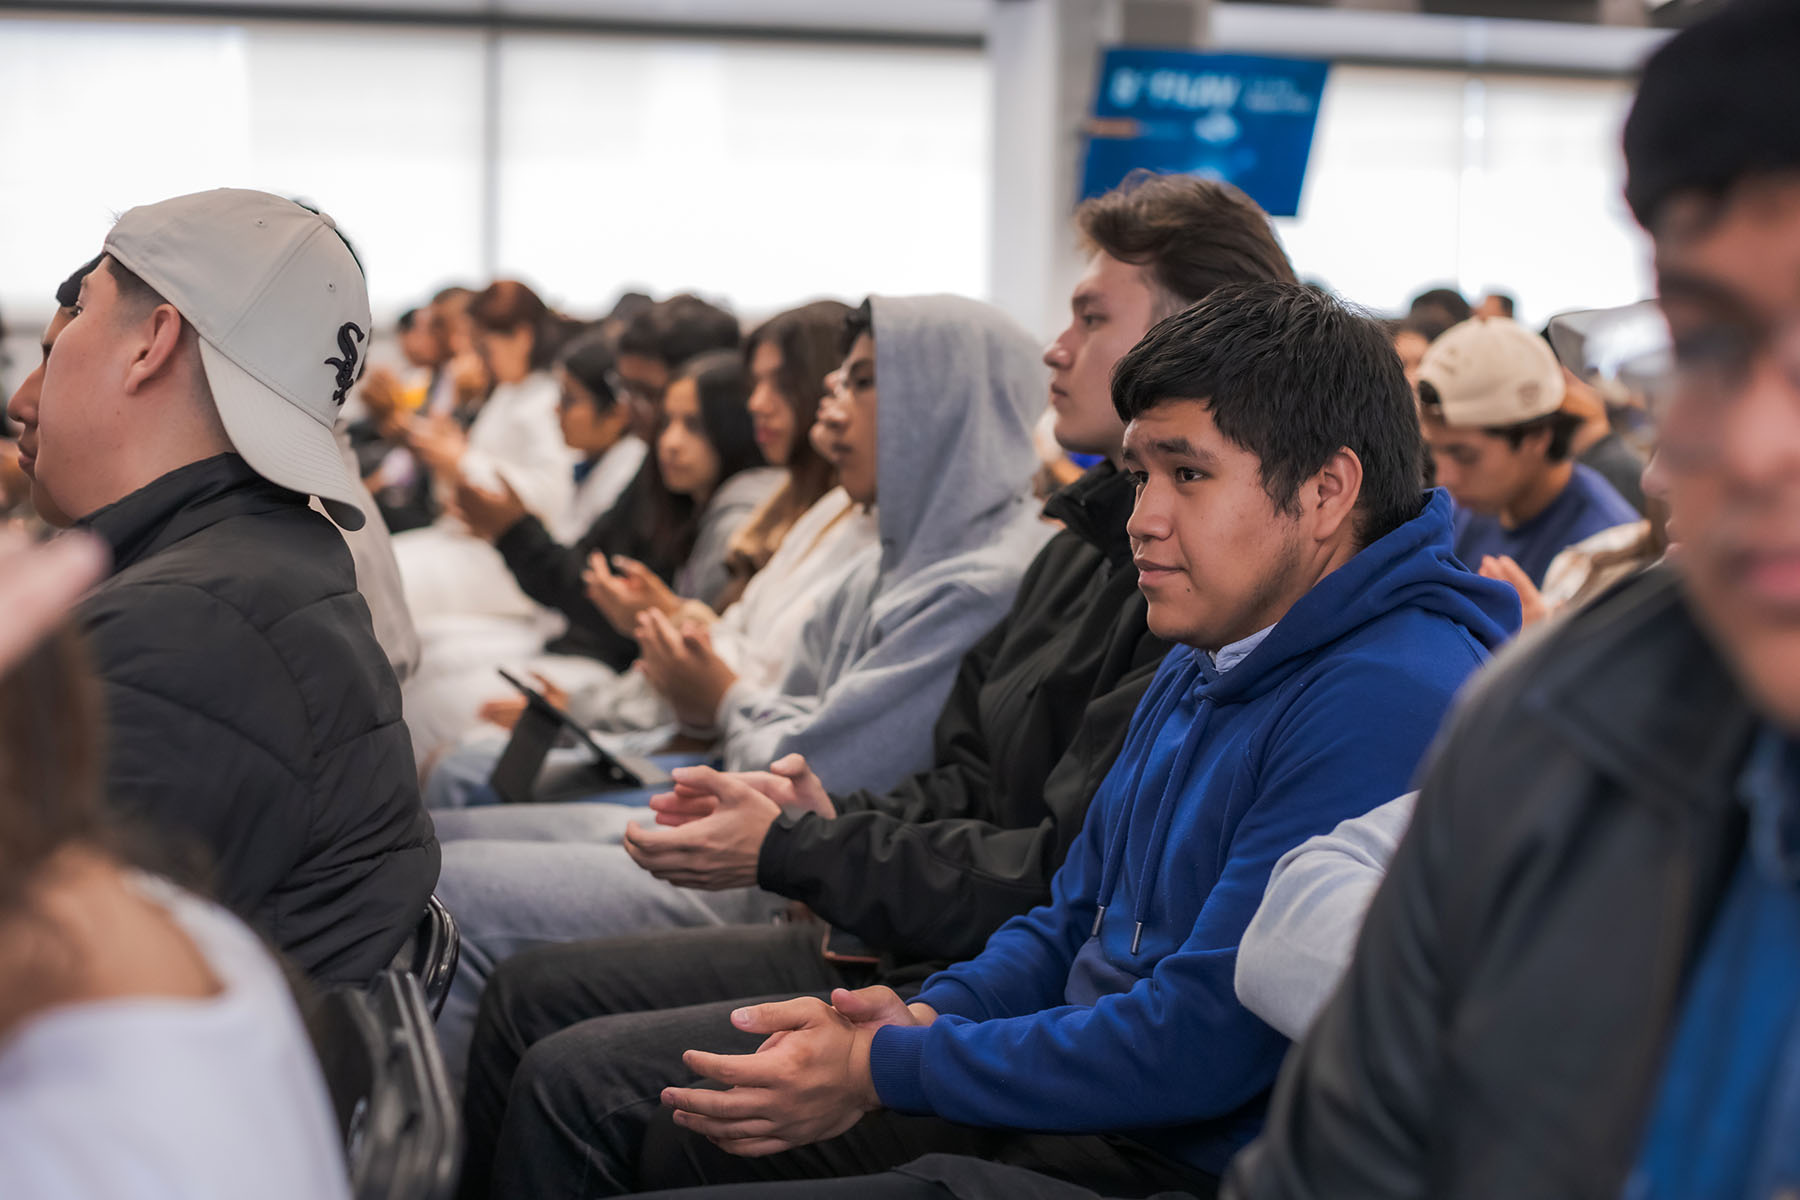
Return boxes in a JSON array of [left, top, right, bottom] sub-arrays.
[[715, 294, 1054, 792]]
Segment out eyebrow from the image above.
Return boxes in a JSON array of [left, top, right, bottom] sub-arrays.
[[1071, 287, 1104, 312], [1121, 433, 1222, 470]]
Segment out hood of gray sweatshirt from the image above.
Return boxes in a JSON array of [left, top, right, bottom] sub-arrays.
[[718, 293, 1054, 792]]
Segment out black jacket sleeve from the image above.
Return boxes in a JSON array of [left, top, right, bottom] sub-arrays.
[[756, 658, 1160, 962], [494, 513, 637, 670]]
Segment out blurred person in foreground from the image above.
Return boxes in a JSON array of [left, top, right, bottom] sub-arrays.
[[0, 531, 350, 1200], [1227, 1, 1800, 1195]]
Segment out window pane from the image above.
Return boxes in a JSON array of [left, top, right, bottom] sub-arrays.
[[0, 15, 485, 321], [494, 33, 991, 314]]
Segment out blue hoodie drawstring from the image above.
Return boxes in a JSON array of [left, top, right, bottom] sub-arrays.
[[1091, 656, 1202, 939], [1129, 696, 1215, 952]]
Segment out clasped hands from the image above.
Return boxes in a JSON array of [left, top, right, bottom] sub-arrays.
[[662, 985, 939, 1157], [621, 756, 835, 891]]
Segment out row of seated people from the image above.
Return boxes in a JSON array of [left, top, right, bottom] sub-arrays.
[[1, 4, 1795, 1195]]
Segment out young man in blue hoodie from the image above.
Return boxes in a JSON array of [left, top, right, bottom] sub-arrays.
[[627, 281, 1520, 1200]]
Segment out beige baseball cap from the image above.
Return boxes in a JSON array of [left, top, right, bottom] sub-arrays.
[[104, 188, 370, 530], [1416, 316, 1566, 429]]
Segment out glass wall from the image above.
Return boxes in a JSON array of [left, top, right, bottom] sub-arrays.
[[0, 13, 991, 333]]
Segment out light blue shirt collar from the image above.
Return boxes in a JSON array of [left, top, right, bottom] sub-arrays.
[[1208, 625, 1274, 675]]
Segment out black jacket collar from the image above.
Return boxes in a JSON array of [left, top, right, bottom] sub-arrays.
[[1043, 461, 1135, 568], [1523, 565, 1758, 814], [78, 453, 309, 574]]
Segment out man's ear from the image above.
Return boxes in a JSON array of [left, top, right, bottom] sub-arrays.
[[1304, 446, 1364, 542], [120, 305, 188, 396]]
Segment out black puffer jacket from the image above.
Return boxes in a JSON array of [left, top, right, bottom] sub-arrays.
[[1226, 567, 1755, 1200], [78, 455, 440, 984], [756, 462, 1170, 963]]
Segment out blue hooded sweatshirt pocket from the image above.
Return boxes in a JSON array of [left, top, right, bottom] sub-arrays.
[[868, 489, 1520, 1175]]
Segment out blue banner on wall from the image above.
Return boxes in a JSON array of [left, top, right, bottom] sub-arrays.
[[1080, 49, 1330, 218]]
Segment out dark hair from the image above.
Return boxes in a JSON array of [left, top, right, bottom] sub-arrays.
[[1408, 286, 1472, 328], [1075, 170, 1296, 316], [1113, 281, 1425, 547], [468, 279, 579, 371], [1486, 293, 1517, 319], [103, 257, 170, 316], [0, 627, 108, 915], [1417, 381, 1585, 463], [556, 326, 620, 413], [607, 349, 760, 569], [56, 254, 104, 310], [431, 284, 474, 306], [678, 348, 764, 488], [397, 307, 421, 332], [841, 298, 874, 356], [1624, 0, 1800, 230], [617, 295, 741, 369], [722, 300, 852, 591]]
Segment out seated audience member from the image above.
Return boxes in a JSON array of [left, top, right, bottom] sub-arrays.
[[600, 282, 1516, 1199], [1563, 366, 1650, 512], [391, 279, 582, 623], [404, 348, 780, 760], [1226, 6, 1800, 1195], [349, 290, 465, 533], [611, 294, 745, 441], [445, 172, 1297, 1162], [0, 583, 350, 1200], [3, 189, 438, 984], [1420, 315, 1639, 584], [432, 300, 856, 765], [20, 254, 424, 686], [429, 293, 1052, 1087]]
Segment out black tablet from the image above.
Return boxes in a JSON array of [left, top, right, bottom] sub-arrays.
[[488, 669, 674, 803]]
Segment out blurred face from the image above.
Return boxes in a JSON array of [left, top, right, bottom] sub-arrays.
[[819, 333, 878, 505], [746, 339, 799, 466], [1044, 252, 1159, 458], [398, 315, 444, 369], [475, 324, 533, 385], [1652, 178, 1800, 728], [4, 307, 77, 527], [1123, 400, 1308, 649], [615, 352, 671, 441], [1421, 417, 1548, 516], [656, 377, 722, 500], [555, 366, 631, 456], [1394, 330, 1429, 391]]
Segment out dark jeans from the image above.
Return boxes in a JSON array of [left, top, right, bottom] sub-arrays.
[[461, 921, 880, 1200], [635, 1110, 1217, 1199]]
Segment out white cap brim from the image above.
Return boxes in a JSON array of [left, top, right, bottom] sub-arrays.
[[197, 337, 367, 531]]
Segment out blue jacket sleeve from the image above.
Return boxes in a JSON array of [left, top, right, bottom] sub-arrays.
[[868, 654, 1466, 1132], [904, 779, 1113, 1022]]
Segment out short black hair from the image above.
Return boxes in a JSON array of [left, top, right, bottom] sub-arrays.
[[1408, 286, 1471, 328], [617, 295, 740, 369], [396, 307, 420, 332], [1113, 281, 1425, 547], [1075, 169, 1296, 316], [1625, 0, 1800, 231], [56, 254, 104, 310], [841, 298, 874, 356], [1418, 381, 1584, 463]]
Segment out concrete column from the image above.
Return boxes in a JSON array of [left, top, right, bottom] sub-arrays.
[[985, 0, 1210, 338]]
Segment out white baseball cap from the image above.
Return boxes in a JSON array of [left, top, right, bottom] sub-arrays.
[[104, 188, 371, 530], [1416, 316, 1567, 429]]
